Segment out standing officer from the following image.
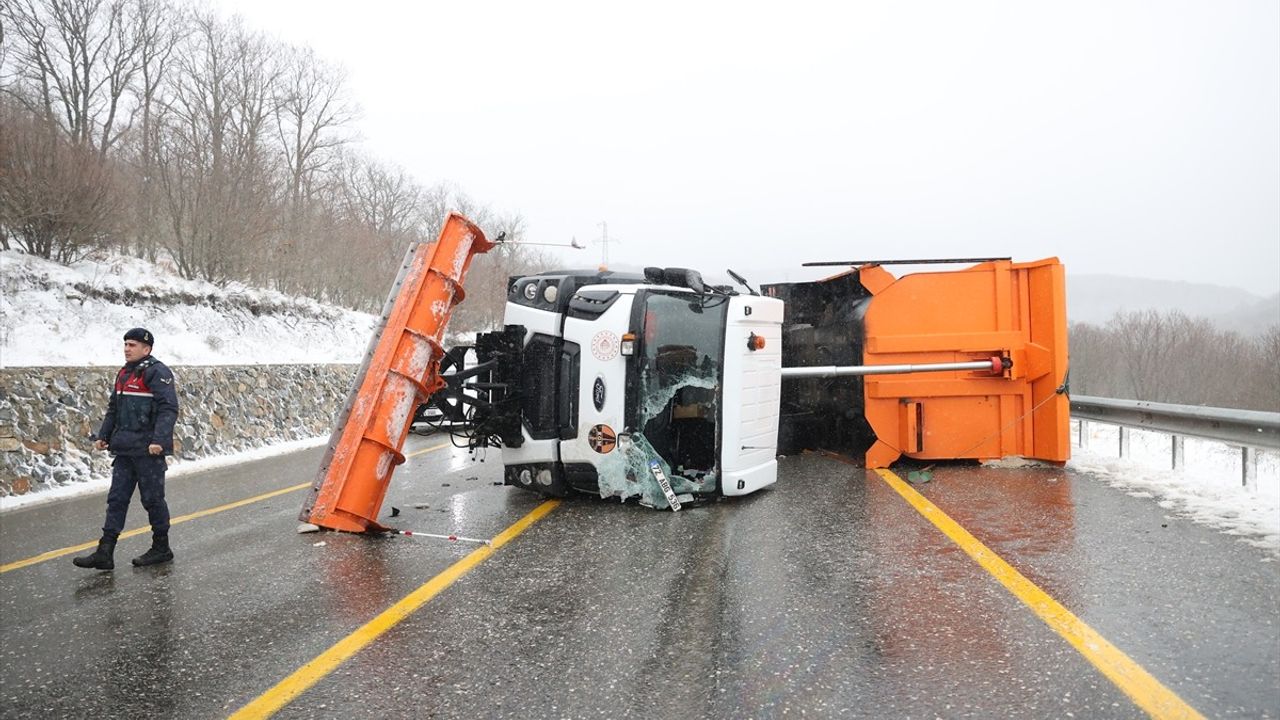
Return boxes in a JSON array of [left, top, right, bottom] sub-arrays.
[[73, 328, 180, 570]]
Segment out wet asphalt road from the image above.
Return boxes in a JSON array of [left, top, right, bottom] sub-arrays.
[[1, 437, 1277, 719]]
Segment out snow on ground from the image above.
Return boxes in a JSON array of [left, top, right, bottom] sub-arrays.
[[1068, 420, 1280, 555], [0, 249, 377, 367], [0, 435, 328, 513]]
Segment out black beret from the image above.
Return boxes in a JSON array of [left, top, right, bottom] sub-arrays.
[[124, 328, 154, 346]]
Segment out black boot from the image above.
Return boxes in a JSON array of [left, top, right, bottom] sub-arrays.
[[132, 536, 173, 567], [72, 539, 116, 570]]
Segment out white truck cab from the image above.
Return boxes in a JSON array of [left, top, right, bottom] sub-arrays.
[[474, 268, 783, 509]]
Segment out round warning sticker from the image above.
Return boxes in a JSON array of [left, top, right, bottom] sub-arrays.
[[587, 424, 617, 454], [591, 331, 619, 361]]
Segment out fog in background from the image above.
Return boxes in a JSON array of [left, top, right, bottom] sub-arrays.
[[216, 0, 1279, 294]]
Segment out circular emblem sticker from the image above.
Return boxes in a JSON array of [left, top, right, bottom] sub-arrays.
[[587, 424, 617, 454], [591, 331, 619, 361]]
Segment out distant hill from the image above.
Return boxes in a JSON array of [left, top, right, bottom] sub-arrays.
[[1213, 293, 1280, 336], [1064, 275, 1276, 333]]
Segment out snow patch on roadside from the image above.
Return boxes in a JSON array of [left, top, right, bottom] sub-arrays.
[[1, 249, 377, 367], [0, 436, 327, 514], [1069, 422, 1280, 554]]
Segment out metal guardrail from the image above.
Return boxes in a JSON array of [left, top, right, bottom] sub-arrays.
[[1070, 396, 1280, 451], [1070, 395, 1280, 489]]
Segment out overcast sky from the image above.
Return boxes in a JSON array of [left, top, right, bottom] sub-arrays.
[[215, 0, 1279, 295]]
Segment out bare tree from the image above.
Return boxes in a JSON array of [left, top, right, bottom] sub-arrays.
[[274, 46, 353, 213], [336, 152, 420, 236], [125, 0, 183, 261], [154, 12, 281, 284], [1252, 325, 1280, 411], [1, 0, 147, 156], [1066, 321, 1106, 396], [1, 0, 543, 325], [267, 53, 354, 291], [1070, 312, 1279, 411], [1109, 310, 1175, 401], [322, 151, 425, 305], [0, 97, 121, 261]]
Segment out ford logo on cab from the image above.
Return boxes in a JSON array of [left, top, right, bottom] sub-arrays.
[[593, 376, 606, 411]]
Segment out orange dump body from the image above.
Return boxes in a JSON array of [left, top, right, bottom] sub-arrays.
[[858, 259, 1069, 468], [767, 258, 1068, 469], [299, 214, 495, 532]]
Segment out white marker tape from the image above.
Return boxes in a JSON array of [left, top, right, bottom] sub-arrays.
[[393, 529, 492, 546]]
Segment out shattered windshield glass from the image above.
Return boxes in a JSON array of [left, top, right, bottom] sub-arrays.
[[596, 291, 728, 509]]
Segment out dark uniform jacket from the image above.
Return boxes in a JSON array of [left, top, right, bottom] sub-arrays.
[[98, 356, 179, 456]]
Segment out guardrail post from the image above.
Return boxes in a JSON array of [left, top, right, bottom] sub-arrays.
[[1077, 419, 1089, 449], [1118, 426, 1130, 459], [1171, 435, 1184, 470], [1242, 447, 1257, 491]]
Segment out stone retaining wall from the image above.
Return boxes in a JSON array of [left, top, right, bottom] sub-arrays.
[[0, 364, 357, 496]]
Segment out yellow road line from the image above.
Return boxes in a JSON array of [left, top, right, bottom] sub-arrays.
[[0, 483, 310, 574], [229, 499, 561, 719], [405, 442, 450, 459], [874, 468, 1204, 720], [0, 442, 450, 574]]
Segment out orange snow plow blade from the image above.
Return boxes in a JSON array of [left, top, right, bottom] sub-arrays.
[[858, 258, 1069, 468], [299, 213, 495, 532]]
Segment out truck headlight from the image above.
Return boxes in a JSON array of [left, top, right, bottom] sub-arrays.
[[522, 282, 538, 301], [542, 283, 558, 303]]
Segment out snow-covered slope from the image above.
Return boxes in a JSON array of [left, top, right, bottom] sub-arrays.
[[1, 250, 378, 367]]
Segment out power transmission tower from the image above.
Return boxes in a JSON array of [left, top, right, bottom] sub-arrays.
[[594, 221, 621, 267]]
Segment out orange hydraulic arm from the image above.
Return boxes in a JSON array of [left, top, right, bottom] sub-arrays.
[[299, 213, 495, 532]]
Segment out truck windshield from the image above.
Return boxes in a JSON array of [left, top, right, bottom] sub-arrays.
[[633, 291, 727, 488]]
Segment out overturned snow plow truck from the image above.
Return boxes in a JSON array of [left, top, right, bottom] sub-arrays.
[[300, 214, 1068, 529]]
